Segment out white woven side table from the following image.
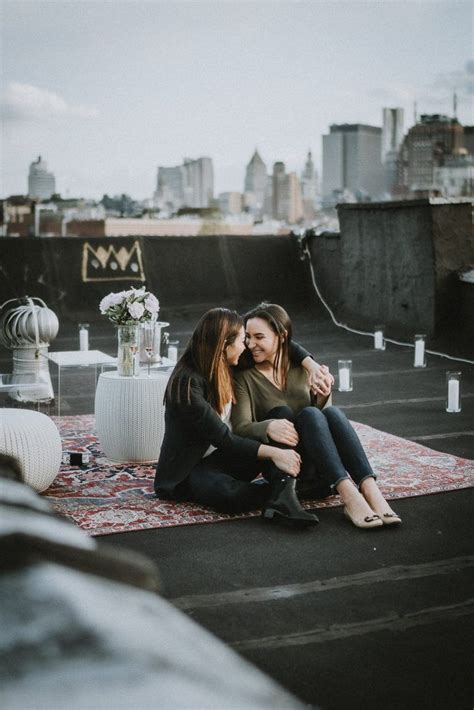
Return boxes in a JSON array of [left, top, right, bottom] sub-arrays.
[[0, 409, 62, 492], [94, 371, 171, 463]]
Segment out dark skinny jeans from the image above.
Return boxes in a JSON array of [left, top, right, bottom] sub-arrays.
[[178, 450, 282, 515], [267, 405, 376, 492]]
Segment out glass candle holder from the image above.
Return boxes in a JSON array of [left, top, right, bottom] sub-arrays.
[[374, 325, 385, 351], [414, 334, 426, 368], [168, 340, 179, 363], [160, 331, 170, 360], [78, 323, 89, 351], [446, 371, 461, 413], [338, 359, 353, 392]]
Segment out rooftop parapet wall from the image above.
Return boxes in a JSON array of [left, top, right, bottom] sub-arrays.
[[336, 200, 473, 336], [0, 234, 315, 321]]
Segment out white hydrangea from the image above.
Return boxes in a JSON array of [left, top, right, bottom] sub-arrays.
[[99, 285, 159, 325], [127, 301, 145, 320], [144, 293, 160, 315]]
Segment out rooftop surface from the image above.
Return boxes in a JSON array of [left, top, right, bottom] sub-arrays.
[[1, 305, 473, 709]]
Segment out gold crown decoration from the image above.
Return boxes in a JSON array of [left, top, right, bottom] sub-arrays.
[[82, 241, 146, 283]]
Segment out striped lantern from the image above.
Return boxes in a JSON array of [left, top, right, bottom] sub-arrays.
[[0, 297, 59, 403]]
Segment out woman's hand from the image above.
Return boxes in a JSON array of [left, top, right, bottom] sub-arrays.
[[270, 448, 301, 477], [267, 419, 299, 446], [308, 364, 334, 397]]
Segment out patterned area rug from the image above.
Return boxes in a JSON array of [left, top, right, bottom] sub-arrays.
[[44, 414, 474, 537]]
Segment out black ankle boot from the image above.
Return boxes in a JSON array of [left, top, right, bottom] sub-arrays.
[[263, 476, 319, 526]]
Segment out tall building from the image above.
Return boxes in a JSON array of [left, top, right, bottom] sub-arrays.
[[155, 166, 185, 212], [395, 114, 464, 196], [300, 150, 319, 220], [272, 162, 287, 220], [322, 124, 383, 202], [155, 157, 214, 211], [244, 150, 267, 214], [382, 108, 404, 194], [28, 156, 56, 200], [183, 157, 214, 208], [270, 162, 303, 223]]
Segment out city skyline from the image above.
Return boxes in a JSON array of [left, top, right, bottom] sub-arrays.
[[1, 0, 472, 199]]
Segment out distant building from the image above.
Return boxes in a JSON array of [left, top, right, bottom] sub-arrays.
[[322, 124, 383, 203], [28, 156, 56, 200], [270, 162, 303, 224], [462, 126, 474, 155], [155, 166, 185, 212], [154, 157, 214, 212], [244, 150, 267, 215], [182, 157, 214, 208], [382, 108, 404, 194], [433, 152, 474, 198], [300, 150, 319, 220], [218, 192, 242, 216], [395, 114, 464, 196]]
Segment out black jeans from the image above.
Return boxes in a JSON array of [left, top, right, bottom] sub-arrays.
[[267, 405, 376, 494], [179, 450, 281, 514]]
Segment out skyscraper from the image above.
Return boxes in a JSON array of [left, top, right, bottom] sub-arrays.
[[382, 108, 404, 162], [322, 124, 383, 202], [301, 150, 319, 220], [382, 108, 404, 194], [27, 156, 56, 200], [271, 162, 303, 224], [396, 114, 464, 195], [155, 157, 214, 211], [183, 157, 214, 208], [244, 150, 267, 214]]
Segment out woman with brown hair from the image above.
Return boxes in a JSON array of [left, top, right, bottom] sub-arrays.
[[154, 307, 321, 525], [231, 303, 401, 528]]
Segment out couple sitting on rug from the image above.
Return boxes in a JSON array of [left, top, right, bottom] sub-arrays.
[[154, 303, 401, 529]]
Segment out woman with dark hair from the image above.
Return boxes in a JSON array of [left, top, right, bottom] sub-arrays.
[[154, 307, 320, 525], [231, 303, 401, 528]]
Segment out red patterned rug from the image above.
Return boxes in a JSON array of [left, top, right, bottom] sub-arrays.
[[43, 415, 474, 537]]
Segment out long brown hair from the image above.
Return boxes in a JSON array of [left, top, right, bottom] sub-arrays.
[[166, 308, 243, 414], [244, 302, 292, 390]]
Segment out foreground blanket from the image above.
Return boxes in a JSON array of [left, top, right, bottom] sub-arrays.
[[44, 415, 474, 536]]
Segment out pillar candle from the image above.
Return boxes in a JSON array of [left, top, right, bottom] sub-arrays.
[[374, 331, 384, 350], [447, 379, 460, 412], [339, 367, 350, 391], [414, 339, 425, 367], [168, 345, 178, 363], [79, 328, 89, 351]]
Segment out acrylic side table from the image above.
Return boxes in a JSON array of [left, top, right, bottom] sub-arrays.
[[47, 350, 117, 417], [94, 370, 171, 463]]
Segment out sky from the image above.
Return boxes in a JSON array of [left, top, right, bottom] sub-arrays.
[[1, 0, 473, 199]]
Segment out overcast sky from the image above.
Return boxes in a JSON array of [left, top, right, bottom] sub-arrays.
[[1, 0, 472, 199]]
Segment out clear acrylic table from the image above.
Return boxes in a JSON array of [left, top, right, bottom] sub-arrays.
[[46, 350, 117, 417]]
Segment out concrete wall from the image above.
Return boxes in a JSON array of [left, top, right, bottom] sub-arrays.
[[0, 234, 315, 322], [336, 200, 473, 336]]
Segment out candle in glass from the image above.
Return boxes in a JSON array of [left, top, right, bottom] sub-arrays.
[[374, 325, 385, 351], [78, 323, 89, 351], [414, 334, 426, 368], [446, 372, 461, 413], [168, 340, 179, 363], [338, 359, 352, 392]]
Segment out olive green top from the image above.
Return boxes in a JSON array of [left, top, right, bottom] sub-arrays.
[[231, 365, 330, 442]]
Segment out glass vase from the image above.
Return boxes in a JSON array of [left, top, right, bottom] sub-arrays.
[[117, 324, 139, 377]]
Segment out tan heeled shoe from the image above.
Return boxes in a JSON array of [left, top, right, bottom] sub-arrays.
[[344, 506, 383, 529], [379, 511, 402, 526]]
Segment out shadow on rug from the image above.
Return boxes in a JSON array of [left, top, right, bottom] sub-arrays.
[[44, 415, 474, 536]]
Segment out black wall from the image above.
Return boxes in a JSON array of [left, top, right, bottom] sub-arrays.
[[0, 234, 318, 322]]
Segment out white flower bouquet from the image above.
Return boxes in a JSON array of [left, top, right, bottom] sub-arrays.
[[99, 287, 159, 325]]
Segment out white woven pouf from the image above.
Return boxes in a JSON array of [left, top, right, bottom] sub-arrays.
[[95, 371, 170, 463], [0, 409, 62, 492]]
